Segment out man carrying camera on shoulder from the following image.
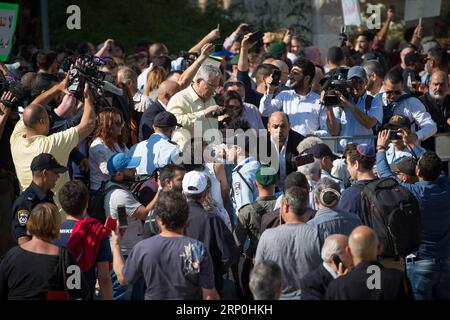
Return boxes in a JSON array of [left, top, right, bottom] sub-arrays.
[[329, 66, 383, 153]]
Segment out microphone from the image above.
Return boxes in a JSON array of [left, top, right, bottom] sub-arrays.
[[101, 81, 123, 96]]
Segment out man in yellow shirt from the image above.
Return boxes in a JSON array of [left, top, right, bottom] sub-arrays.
[[167, 64, 225, 148], [10, 81, 95, 205]]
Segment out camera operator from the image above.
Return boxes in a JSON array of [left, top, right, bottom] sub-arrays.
[[260, 58, 340, 137], [10, 77, 95, 205], [331, 66, 383, 152], [167, 64, 225, 148]]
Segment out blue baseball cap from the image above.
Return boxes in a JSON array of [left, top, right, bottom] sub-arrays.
[[347, 66, 367, 80], [356, 144, 375, 158], [107, 153, 141, 176]]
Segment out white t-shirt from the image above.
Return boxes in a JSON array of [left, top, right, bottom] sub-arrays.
[[89, 137, 128, 191], [104, 182, 143, 256]]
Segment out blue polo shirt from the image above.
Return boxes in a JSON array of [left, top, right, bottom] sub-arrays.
[[376, 151, 450, 259]]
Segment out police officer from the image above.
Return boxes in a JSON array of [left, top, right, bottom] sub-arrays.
[[11, 153, 67, 244], [128, 111, 181, 176], [227, 134, 260, 222]]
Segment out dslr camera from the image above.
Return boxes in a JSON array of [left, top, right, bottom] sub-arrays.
[[0, 75, 30, 110]]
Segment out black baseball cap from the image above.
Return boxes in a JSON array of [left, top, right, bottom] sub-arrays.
[[153, 111, 182, 128], [305, 143, 339, 160], [384, 115, 411, 130], [30, 153, 67, 173]]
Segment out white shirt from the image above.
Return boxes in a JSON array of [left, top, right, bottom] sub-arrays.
[[380, 92, 437, 141], [133, 92, 153, 113], [137, 64, 153, 93], [271, 136, 288, 191], [89, 137, 128, 191], [259, 90, 331, 137], [241, 103, 265, 130]]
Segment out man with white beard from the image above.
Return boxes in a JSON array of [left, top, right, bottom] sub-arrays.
[[419, 71, 450, 133]]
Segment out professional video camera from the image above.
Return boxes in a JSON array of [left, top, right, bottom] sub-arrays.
[[320, 68, 350, 106], [0, 75, 30, 110], [67, 55, 123, 102]]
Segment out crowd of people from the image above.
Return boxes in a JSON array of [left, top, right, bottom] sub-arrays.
[[1, 6, 450, 300]]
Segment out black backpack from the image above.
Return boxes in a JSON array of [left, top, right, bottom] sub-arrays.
[[357, 178, 421, 258], [87, 180, 122, 224]]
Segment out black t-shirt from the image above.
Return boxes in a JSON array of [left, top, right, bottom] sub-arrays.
[[54, 220, 112, 299], [0, 246, 57, 299]]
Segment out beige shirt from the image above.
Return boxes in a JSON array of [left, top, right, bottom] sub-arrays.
[[10, 119, 79, 203], [167, 85, 218, 147]]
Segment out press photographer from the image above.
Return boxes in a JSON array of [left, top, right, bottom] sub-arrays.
[[322, 66, 383, 152]]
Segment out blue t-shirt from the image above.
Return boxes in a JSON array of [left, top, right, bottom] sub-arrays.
[[337, 179, 378, 221], [54, 219, 112, 298]]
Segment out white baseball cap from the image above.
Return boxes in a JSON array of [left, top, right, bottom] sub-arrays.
[[182, 171, 208, 194]]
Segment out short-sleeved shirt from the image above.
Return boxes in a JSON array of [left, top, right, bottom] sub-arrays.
[[128, 132, 180, 175], [338, 93, 382, 152], [255, 223, 323, 300], [54, 219, 112, 299], [231, 157, 260, 218], [104, 181, 143, 256], [11, 182, 54, 240], [10, 119, 79, 196], [122, 235, 215, 300]]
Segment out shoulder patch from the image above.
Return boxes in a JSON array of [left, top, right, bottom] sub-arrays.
[[233, 182, 241, 196], [17, 210, 30, 226]]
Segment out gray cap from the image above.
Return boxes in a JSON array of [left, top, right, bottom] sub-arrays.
[[347, 66, 367, 80]]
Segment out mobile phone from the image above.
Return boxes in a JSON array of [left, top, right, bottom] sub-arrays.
[[294, 154, 315, 167], [389, 130, 401, 140], [248, 30, 264, 44], [332, 255, 342, 269], [104, 216, 117, 231], [117, 205, 128, 228], [271, 69, 282, 86]]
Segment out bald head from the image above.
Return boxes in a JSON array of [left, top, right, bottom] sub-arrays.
[[158, 80, 180, 105], [23, 103, 48, 130], [349, 226, 380, 262], [268, 112, 290, 145]]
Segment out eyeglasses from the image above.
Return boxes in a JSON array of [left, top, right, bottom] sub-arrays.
[[385, 90, 402, 95]]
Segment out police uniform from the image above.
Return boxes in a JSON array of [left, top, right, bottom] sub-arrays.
[[11, 181, 54, 241], [129, 111, 181, 175], [10, 153, 66, 242], [231, 157, 260, 220]]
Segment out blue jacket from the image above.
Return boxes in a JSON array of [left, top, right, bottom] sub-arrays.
[[376, 151, 450, 259]]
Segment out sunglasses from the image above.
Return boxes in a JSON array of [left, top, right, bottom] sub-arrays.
[[385, 90, 402, 95]]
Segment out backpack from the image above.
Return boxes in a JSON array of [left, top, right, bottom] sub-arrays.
[[357, 178, 421, 258], [87, 181, 122, 224]]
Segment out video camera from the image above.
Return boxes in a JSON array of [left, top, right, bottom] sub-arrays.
[[320, 68, 350, 106], [66, 55, 123, 103], [0, 75, 30, 110]]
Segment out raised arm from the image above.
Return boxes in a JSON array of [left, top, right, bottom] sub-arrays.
[[75, 84, 96, 141], [189, 28, 221, 53], [177, 43, 214, 90]]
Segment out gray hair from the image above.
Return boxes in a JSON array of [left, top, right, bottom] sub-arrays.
[[282, 186, 309, 216], [321, 234, 347, 262], [118, 66, 138, 83], [297, 159, 321, 180], [314, 177, 341, 207], [194, 64, 222, 82], [249, 260, 282, 300], [297, 136, 324, 154]]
